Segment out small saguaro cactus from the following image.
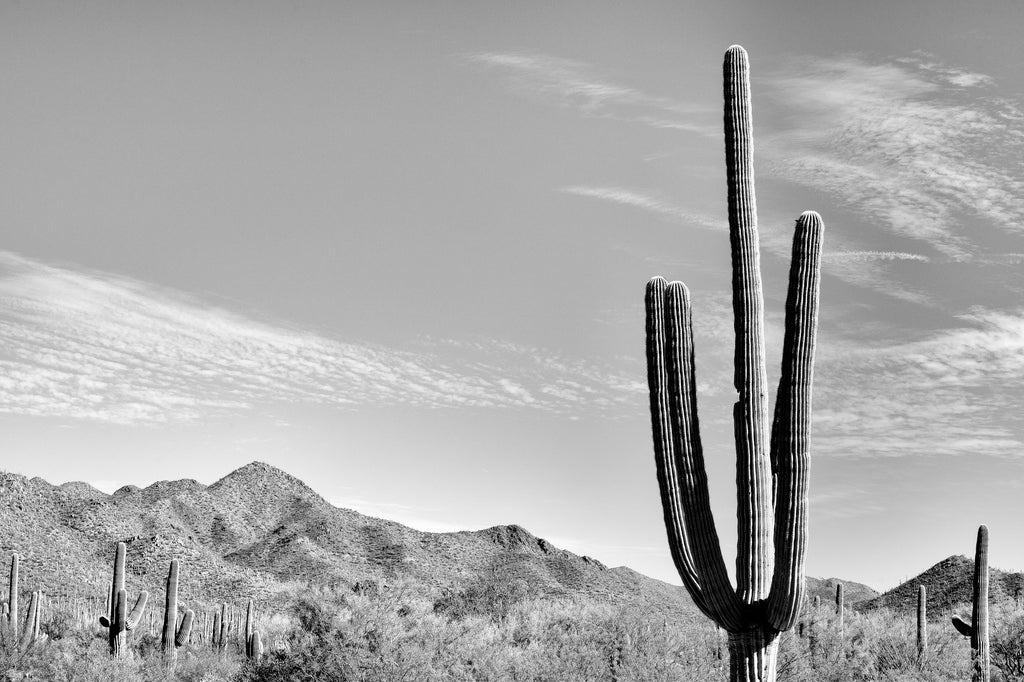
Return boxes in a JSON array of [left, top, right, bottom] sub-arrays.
[[5, 554, 17, 644], [18, 590, 45, 650], [98, 542, 149, 657], [835, 583, 844, 638], [917, 585, 927, 657], [212, 602, 228, 654], [952, 525, 990, 682], [161, 560, 194, 670], [244, 598, 263, 660], [644, 45, 824, 682]]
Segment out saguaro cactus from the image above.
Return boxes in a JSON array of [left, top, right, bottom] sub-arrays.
[[162, 559, 194, 670], [5, 555, 17, 644], [917, 585, 927, 657], [98, 542, 148, 657], [835, 583, 844, 638], [18, 590, 45, 650], [644, 45, 824, 682], [952, 525, 990, 682], [244, 598, 263, 660]]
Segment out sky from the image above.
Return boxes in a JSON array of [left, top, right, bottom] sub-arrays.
[[3, 0, 1024, 593]]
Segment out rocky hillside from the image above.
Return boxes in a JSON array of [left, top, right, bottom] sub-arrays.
[[0, 462, 703, 623], [805, 576, 879, 609], [857, 555, 1024, 616]]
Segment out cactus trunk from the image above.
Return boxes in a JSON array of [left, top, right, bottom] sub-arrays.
[[972, 526, 990, 682], [162, 560, 179, 668], [951, 526, 990, 681], [644, 44, 824, 682]]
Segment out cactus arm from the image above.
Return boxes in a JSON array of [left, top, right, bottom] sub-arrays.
[[99, 615, 111, 627], [765, 211, 823, 630], [646, 278, 743, 629], [176, 609, 194, 647], [723, 44, 773, 603], [125, 591, 148, 631], [953, 615, 974, 638]]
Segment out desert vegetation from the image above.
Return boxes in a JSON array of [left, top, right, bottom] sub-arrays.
[[3, 550, 1024, 682]]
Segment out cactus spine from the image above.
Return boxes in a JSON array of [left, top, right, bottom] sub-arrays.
[[952, 525, 990, 682], [98, 542, 149, 657], [917, 585, 927, 657], [644, 45, 824, 682], [161, 559, 194, 670]]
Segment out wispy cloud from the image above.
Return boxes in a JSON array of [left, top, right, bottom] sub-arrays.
[[761, 54, 1024, 258], [0, 252, 644, 424], [467, 52, 716, 134], [824, 251, 930, 263], [814, 309, 1024, 458], [560, 185, 725, 230]]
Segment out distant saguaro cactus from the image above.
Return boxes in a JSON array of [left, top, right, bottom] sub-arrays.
[[952, 525, 990, 682], [5, 555, 17, 644], [161, 560, 194, 670], [835, 583, 844, 638], [18, 590, 45, 650], [917, 585, 927, 656], [644, 45, 824, 682], [244, 598, 263, 660], [98, 542, 149, 657]]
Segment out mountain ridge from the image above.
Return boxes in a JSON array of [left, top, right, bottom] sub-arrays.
[[0, 461, 703, 624]]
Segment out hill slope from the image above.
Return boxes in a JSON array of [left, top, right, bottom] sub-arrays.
[[858, 555, 1024, 615], [0, 461, 703, 623]]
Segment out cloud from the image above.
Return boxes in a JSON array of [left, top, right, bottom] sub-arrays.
[[467, 52, 717, 135], [823, 251, 930, 263], [813, 308, 1024, 459], [760, 54, 1024, 258], [560, 185, 725, 230], [0, 252, 644, 424]]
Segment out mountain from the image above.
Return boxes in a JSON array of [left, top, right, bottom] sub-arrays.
[[857, 555, 1024, 615], [0, 462, 703, 623], [805, 576, 879, 608]]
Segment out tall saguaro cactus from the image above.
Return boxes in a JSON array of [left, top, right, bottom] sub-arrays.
[[644, 45, 824, 682], [98, 542, 149, 657], [162, 559, 194, 670], [952, 525, 990, 682]]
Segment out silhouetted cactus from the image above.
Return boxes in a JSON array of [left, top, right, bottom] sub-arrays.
[[917, 584, 927, 657], [98, 542, 148, 657], [644, 44, 824, 682], [952, 525, 989, 682], [161, 559, 194, 670]]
